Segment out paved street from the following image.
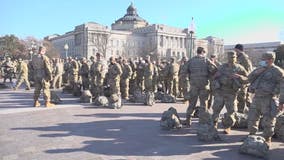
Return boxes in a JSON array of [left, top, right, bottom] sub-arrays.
[[0, 84, 283, 160]]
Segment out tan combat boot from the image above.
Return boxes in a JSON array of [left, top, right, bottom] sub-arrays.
[[265, 137, 272, 148], [224, 127, 231, 134], [34, 100, 41, 107], [45, 101, 55, 108]]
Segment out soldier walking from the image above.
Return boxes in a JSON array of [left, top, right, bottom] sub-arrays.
[[14, 58, 31, 90]]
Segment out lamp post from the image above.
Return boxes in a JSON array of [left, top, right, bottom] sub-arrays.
[[30, 41, 36, 60], [188, 17, 195, 59], [64, 43, 69, 58]]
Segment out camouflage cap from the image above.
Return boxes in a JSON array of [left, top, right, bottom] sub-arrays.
[[210, 54, 217, 58], [262, 51, 275, 60], [227, 51, 237, 58]]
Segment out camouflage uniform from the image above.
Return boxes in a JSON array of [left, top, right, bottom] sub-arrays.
[[152, 62, 159, 92], [185, 47, 217, 125], [178, 58, 190, 99], [69, 59, 79, 90], [120, 60, 133, 99], [79, 59, 90, 90], [128, 59, 137, 95], [14, 59, 31, 90], [136, 60, 145, 92], [248, 52, 284, 141], [168, 58, 179, 97], [144, 59, 154, 92], [236, 50, 253, 113], [212, 52, 248, 132], [107, 58, 123, 95], [31, 47, 54, 107], [2, 57, 14, 83], [52, 59, 64, 89], [90, 55, 106, 97]]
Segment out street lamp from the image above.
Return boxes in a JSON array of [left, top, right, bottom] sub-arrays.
[[64, 43, 69, 58], [30, 41, 36, 60], [188, 17, 195, 59]]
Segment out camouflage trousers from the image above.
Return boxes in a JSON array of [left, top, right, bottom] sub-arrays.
[[179, 76, 189, 98], [212, 91, 237, 127], [81, 76, 89, 90], [144, 77, 153, 92], [168, 76, 179, 97], [34, 78, 51, 102], [237, 87, 251, 113], [248, 95, 276, 139], [15, 75, 30, 89], [186, 84, 210, 120], [120, 78, 130, 99], [69, 74, 78, 89], [109, 78, 120, 95], [90, 77, 104, 97], [52, 74, 62, 88]]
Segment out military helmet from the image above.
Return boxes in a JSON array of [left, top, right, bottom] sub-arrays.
[[262, 51, 275, 60]]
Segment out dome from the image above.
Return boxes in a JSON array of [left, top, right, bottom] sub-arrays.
[[115, 3, 147, 23]]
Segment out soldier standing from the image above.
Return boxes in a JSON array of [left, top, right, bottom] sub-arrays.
[[234, 44, 253, 113], [31, 46, 54, 107], [247, 52, 284, 147], [13, 58, 31, 90], [168, 57, 179, 97], [79, 57, 90, 90], [2, 57, 14, 83], [211, 51, 248, 134], [107, 57, 123, 95], [144, 56, 154, 93], [178, 56, 189, 100], [136, 57, 145, 93], [208, 54, 221, 108], [120, 58, 133, 100], [69, 57, 79, 91], [90, 53, 106, 97], [52, 58, 64, 89], [185, 47, 217, 126]]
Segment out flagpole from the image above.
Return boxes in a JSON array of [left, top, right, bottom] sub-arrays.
[[189, 17, 195, 59]]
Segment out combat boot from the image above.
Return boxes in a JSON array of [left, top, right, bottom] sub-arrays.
[[45, 101, 55, 108], [265, 137, 272, 148], [34, 100, 41, 107], [224, 127, 231, 134], [181, 118, 192, 127]]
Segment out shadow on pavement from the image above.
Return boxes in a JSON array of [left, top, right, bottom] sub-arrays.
[[11, 112, 275, 159]]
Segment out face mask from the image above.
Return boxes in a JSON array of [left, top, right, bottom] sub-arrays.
[[259, 60, 267, 67]]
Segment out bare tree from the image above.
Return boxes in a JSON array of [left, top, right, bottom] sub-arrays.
[[93, 33, 110, 57]]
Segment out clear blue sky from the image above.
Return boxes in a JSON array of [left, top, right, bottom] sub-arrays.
[[1, 0, 284, 44]]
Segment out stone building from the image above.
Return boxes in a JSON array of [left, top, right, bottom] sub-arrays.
[[46, 3, 224, 60]]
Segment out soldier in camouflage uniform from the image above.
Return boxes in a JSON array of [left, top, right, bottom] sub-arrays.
[[69, 57, 79, 90], [208, 54, 222, 108], [211, 51, 248, 134], [178, 56, 190, 100], [90, 53, 106, 97], [185, 47, 217, 126], [144, 56, 154, 92], [136, 57, 145, 93], [107, 57, 123, 95], [152, 61, 159, 92], [52, 58, 64, 89], [234, 44, 253, 113], [168, 57, 179, 97], [79, 57, 90, 90], [13, 58, 31, 90], [2, 57, 14, 83], [120, 58, 133, 100], [31, 46, 54, 107], [128, 58, 137, 95], [247, 52, 284, 147]]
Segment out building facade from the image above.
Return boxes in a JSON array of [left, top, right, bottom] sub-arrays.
[[46, 3, 224, 60]]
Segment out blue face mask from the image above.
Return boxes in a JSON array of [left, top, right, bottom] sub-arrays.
[[259, 60, 267, 67]]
